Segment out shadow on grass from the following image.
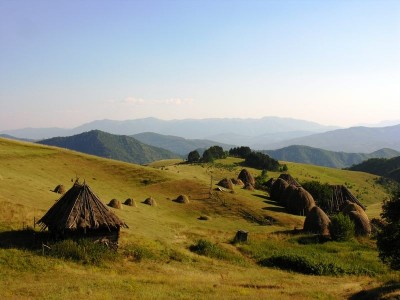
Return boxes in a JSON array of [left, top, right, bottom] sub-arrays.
[[0, 229, 50, 250], [349, 281, 400, 300], [262, 206, 287, 213]]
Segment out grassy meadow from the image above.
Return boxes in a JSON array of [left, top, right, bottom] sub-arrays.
[[0, 137, 399, 299]]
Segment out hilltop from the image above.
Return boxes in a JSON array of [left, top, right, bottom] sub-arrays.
[[348, 156, 400, 183], [37, 130, 180, 164]]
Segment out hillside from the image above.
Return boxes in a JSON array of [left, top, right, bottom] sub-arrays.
[[37, 130, 180, 164], [348, 156, 400, 183], [0, 138, 398, 299], [132, 132, 234, 155], [263, 145, 400, 168], [267, 124, 400, 152]]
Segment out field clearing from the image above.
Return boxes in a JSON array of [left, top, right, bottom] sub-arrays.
[[0, 138, 399, 299]]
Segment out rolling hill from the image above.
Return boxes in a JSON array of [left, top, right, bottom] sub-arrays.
[[132, 132, 234, 155], [263, 145, 400, 168], [37, 130, 180, 164], [348, 156, 400, 183], [266, 124, 400, 152]]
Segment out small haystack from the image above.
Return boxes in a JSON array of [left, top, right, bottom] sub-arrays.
[[234, 230, 248, 243], [176, 194, 190, 204], [218, 178, 234, 190], [303, 206, 331, 235], [278, 174, 301, 187], [238, 169, 255, 187], [263, 178, 275, 191], [123, 198, 137, 207], [53, 184, 65, 194], [342, 201, 371, 236], [108, 199, 122, 209], [286, 187, 316, 216], [231, 178, 244, 186], [243, 183, 255, 191], [270, 178, 289, 202], [143, 197, 157, 207]]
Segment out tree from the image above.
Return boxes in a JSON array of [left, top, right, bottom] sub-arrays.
[[201, 149, 214, 163], [229, 146, 252, 158], [377, 188, 400, 270], [328, 213, 355, 241], [187, 150, 200, 163], [244, 151, 280, 171]]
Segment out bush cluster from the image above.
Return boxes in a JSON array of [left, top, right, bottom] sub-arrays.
[[328, 213, 355, 241]]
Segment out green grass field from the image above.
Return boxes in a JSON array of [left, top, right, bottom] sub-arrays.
[[0, 138, 399, 299]]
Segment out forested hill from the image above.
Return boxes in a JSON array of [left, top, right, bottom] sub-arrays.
[[263, 145, 400, 168], [38, 130, 180, 164], [348, 156, 400, 182]]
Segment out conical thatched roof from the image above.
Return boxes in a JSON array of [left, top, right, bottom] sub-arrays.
[[286, 187, 316, 216], [238, 169, 255, 186], [218, 178, 234, 190], [38, 182, 128, 231], [303, 206, 331, 235], [342, 201, 371, 236], [270, 178, 289, 202], [278, 174, 301, 188]]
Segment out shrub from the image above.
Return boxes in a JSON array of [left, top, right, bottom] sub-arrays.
[[244, 152, 280, 171], [187, 150, 200, 163], [329, 213, 355, 241], [123, 244, 157, 262]]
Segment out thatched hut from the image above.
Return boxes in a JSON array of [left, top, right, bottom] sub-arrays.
[[303, 206, 330, 235], [53, 184, 65, 194], [342, 201, 371, 236], [175, 194, 190, 204], [218, 178, 234, 190], [278, 174, 301, 187], [270, 178, 289, 202], [238, 169, 255, 187], [123, 198, 137, 207], [286, 187, 316, 216], [143, 197, 157, 207], [37, 182, 128, 247], [108, 199, 122, 209]]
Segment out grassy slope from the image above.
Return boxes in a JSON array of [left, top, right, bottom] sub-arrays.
[[0, 138, 398, 299]]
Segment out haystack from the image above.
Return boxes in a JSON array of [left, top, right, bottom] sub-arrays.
[[281, 184, 298, 207], [330, 185, 366, 213], [37, 182, 127, 247], [123, 198, 137, 207], [176, 194, 190, 204], [278, 174, 301, 187], [53, 184, 65, 194], [108, 199, 122, 209], [238, 169, 255, 186], [342, 201, 371, 236], [303, 206, 331, 235], [231, 178, 244, 186], [143, 197, 157, 207], [263, 178, 275, 191], [286, 187, 316, 216], [243, 183, 255, 191], [270, 178, 289, 202], [218, 178, 234, 190]]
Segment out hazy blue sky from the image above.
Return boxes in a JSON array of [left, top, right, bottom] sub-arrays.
[[1, 0, 399, 130]]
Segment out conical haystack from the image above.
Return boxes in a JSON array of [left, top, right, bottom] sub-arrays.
[[342, 201, 371, 236], [238, 169, 255, 187], [243, 183, 255, 191], [176, 194, 190, 204], [278, 174, 301, 187], [108, 199, 122, 209], [281, 184, 298, 207], [270, 178, 289, 202], [231, 178, 244, 186], [218, 178, 234, 190], [124, 198, 137, 207], [143, 197, 157, 207], [53, 184, 65, 194], [286, 187, 316, 216], [303, 206, 331, 235]]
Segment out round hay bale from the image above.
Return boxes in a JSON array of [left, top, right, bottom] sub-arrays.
[[176, 194, 190, 204], [123, 198, 137, 207], [243, 183, 255, 191], [342, 201, 371, 236], [286, 187, 316, 216], [281, 184, 298, 207], [53, 184, 65, 194], [270, 178, 289, 202], [238, 169, 255, 186], [303, 206, 331, 235], [231, 178, 244, 186], [108, 199, 122, 209], [143, 197, 157, 207], [217, 178, 234, 190]]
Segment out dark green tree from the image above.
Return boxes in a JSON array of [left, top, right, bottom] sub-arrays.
[[202, 149, 214, 163], [377, 188, 400, 270], [328, 213, 355, 241], [244, 151, 280, 171], [187, 150, 200, 163], [229, 146, 252, 158]]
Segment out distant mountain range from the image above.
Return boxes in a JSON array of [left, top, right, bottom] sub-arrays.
[[0, 134, 35, 142], [37, 130, 180, 164], [348, 156, 400, 183], [265, 124, 400, 152], [263, 145, 400, 169], [132, 132, 234, 156]]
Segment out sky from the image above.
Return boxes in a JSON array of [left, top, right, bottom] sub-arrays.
[[0, 0, 399, 130]]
